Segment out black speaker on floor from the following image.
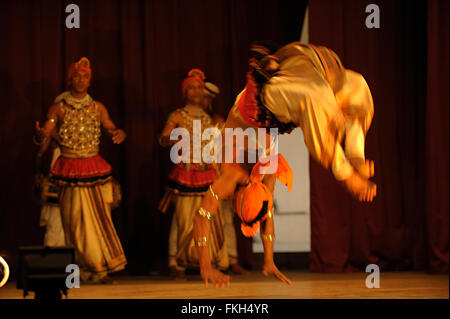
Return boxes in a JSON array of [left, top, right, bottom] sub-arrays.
[[17, 246, 75, 299]]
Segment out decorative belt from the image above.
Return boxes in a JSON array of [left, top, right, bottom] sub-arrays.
[[61, 147, 99, 158]]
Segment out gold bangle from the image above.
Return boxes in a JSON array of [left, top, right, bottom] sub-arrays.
[[194, 236, 208, 247], [197, 207, 212, 220], [261, 234, 275, 242], [267, 210, 273, 218], [209, 185, 220, 201]]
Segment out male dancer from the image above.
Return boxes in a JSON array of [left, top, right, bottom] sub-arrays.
[[159, 70, 228, 280], [35, 57, 127, 284], [193, 42, 377, 287]]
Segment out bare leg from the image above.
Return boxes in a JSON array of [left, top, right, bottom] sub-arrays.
[[348, 158, 374, 179], [167, 213, 187, 280], [337, 70, 375, 181], [260, 174, 292, 284], [344, 118, 374, 179], [342, 170, 377, 202], [332, 142, 376, 202]]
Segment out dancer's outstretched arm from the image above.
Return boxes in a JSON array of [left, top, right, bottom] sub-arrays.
[[260, 174, 292, 285], [194, 163, 247, 287]]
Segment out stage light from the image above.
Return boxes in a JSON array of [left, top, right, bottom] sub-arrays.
[[0, 256, 10, 288], [17, 246, 75, 299]]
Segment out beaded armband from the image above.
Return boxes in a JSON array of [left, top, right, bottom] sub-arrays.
[[209, 185, 220, 201], [194, 236, 208, 247], [197, 207, 212, 220]]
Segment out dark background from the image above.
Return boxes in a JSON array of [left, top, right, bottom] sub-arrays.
[[308, 0, 448, 274], [0, 0, 447, 276]]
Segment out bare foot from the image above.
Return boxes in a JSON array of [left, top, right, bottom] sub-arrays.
[[229, 263, 250, 275], [169, 266, 187, 281], [100, 276, 119, 285], [342, 170, 377, 202], [349, 158, 374, 179], [91, 275, 119, 285]]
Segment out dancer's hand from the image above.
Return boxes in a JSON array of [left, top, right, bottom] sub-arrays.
[[112, 129, 126, 144], [200, 265, 230, 288], [262, 261, 292, 285], [35, 121, 49, 144]]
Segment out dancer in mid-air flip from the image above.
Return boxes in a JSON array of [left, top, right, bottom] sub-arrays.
[[193, 41, 377, 287]]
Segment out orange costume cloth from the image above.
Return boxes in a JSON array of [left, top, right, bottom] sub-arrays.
[[234, 153, 293, 237], [51, 155, 112, 187], [166, 163, 218, 194]]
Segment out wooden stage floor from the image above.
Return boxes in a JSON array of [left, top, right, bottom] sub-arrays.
[[0, 270, 448, 299]]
